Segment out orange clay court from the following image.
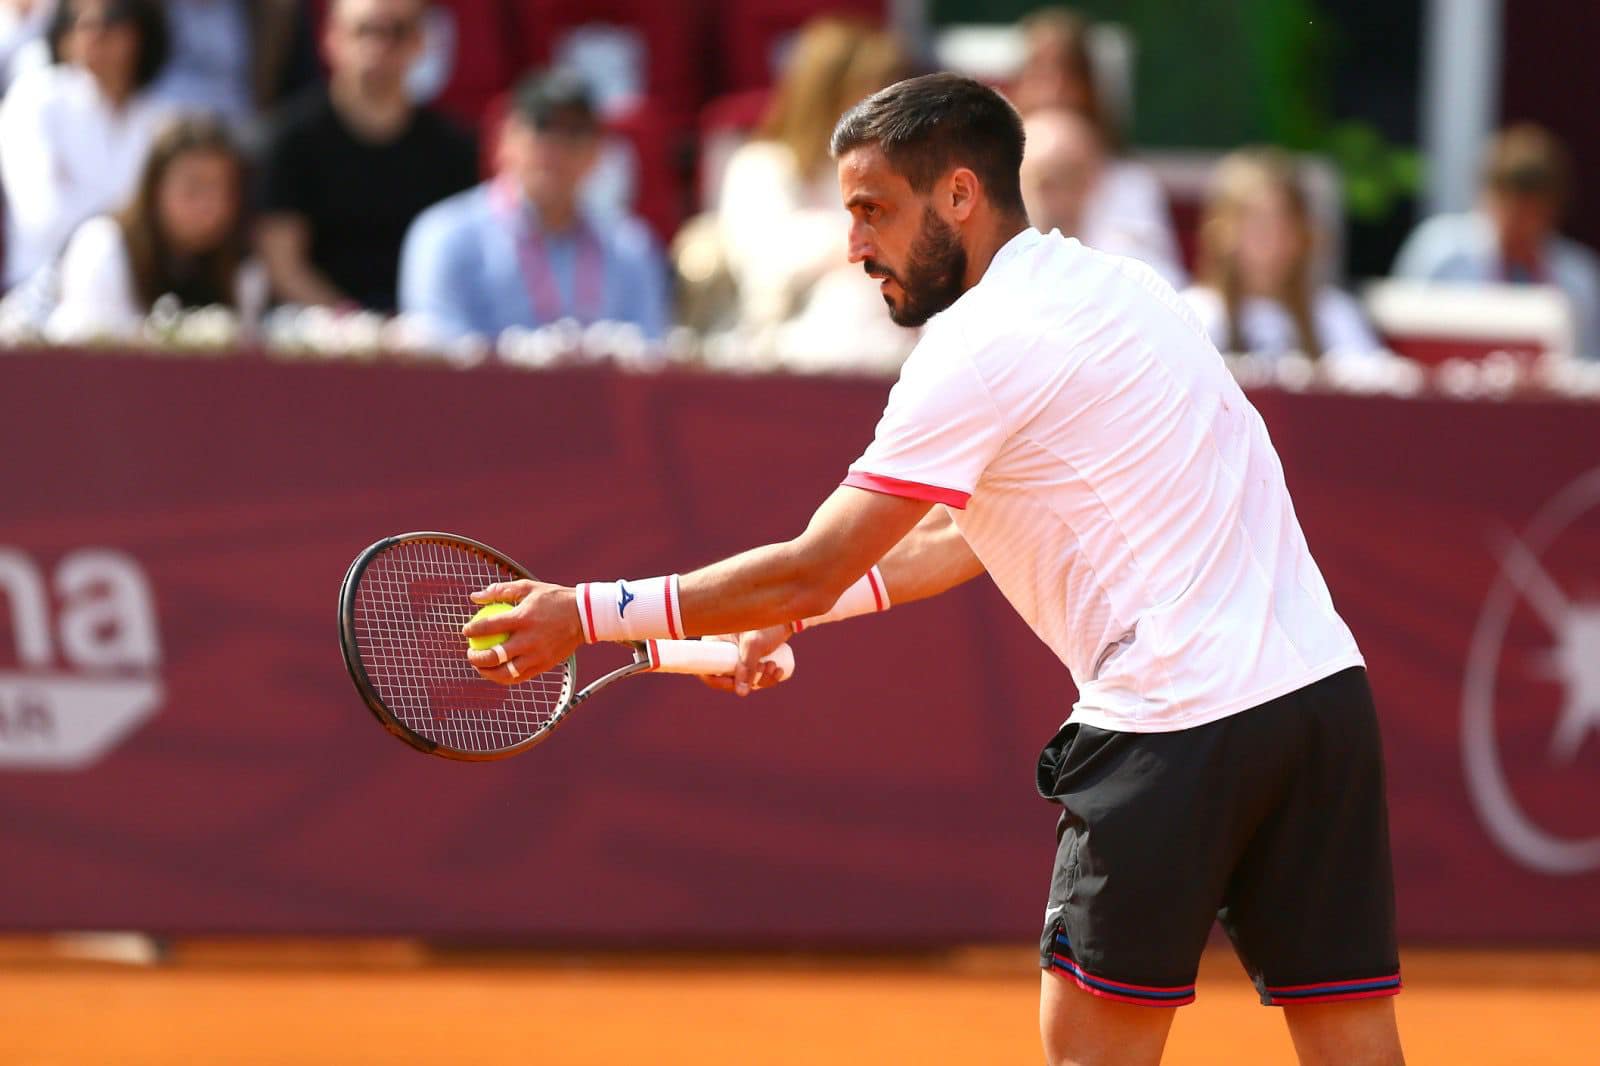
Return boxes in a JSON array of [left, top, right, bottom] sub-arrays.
[[1, 941, 1595, 1064]]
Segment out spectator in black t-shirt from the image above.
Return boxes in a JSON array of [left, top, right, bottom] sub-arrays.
[[255, 0, 476, 311]]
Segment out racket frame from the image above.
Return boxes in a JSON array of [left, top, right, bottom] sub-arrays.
[[338, 531, 583, 761]]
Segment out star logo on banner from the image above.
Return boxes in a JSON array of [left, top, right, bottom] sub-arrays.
[[1462, 469, 1600, 876], [1498, 535, 1600, 763]]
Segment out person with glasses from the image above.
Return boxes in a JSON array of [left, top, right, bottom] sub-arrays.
[[0, 0, 170, 291], [397, 68, 668, 346], [255, 0, 475, 312]]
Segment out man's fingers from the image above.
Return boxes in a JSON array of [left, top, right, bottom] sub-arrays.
[[464, 626, 542, 667], [474, 652, 558, 686], [699, 675, 738, 693], [731, 656, 756, 696], [468, 581, 532, 607], [462, 604, 530, 639]]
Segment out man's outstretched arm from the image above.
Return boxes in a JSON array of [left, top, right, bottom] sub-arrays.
[[699, 501, 986, 695], [461, 486, 981, 684], [874, 503, 985, 605]]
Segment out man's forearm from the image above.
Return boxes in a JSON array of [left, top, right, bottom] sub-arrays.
[[673, 487, 933, 636], [674, 498, 983, 637], [270, 260, 348, 307], [875, 506, 985, 604], [677, 539, 845, 636]]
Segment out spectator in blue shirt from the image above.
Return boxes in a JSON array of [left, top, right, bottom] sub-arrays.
[[398, 68, 669, 345], [1393, 124, 1600, 360]]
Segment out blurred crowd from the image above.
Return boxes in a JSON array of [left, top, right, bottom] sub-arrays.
[[0, 0, 1596, 368]]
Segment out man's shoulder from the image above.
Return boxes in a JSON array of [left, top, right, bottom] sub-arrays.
[[1553, 235, 1600, 286], [950, 231, 1116, 347], [407, 106, 478, 155], [591, 211, 661, 261], [1409, 211, 1481, 245], [1395, 212, 1490, 276], [261, 86, 335, 149], [409, 183, 495, 243]]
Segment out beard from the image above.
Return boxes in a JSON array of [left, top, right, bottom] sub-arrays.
[[865, 206, 969, 328]]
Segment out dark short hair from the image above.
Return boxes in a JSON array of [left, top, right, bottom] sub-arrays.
[[509, 68, 598, 131], [1483, 123, 1570, 206], [48, 0, 170, 92], [830, 72, 1027, 215]]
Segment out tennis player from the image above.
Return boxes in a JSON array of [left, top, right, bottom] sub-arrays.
[[464, 73, 1404, 1066]]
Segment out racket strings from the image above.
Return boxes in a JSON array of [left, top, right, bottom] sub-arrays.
[[352, 541, 570, 752]]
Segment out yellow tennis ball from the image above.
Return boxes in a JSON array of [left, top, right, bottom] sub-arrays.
[[466, 602, 516, 651]]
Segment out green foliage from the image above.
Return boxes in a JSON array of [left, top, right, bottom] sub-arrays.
[[930, 0, 1421, 223], [1324, 121, 1423, 222]]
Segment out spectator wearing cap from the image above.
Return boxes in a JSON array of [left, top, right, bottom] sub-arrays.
[[0, 0, 170, 290], [397, 69, 669, 344], [255, 0, 476, 311], [1393, 123, 1600, 360]]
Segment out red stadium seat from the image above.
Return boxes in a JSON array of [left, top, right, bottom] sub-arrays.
[[605, 98, 689, 243], [509, 0, 716, 127], [714, 0, 888, 92], [696, 88, 771, 209], [427, 0, 525, 129]]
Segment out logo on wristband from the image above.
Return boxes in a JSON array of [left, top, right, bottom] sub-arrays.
[[616, 580, 635, 618]]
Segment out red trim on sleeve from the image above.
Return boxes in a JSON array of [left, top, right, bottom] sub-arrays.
[[842, 471, 971, 510], [663, 576, 680, 639], [646, 639, 660, 669], [580, 584, 597, 643], [791, 619, 806, 633], [866, 568, 886, 612]]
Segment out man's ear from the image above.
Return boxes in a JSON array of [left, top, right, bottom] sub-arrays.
[[947, 167, 981, 222]]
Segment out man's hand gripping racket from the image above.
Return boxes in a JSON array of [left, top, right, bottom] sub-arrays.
[[337, 532, 794, 761]]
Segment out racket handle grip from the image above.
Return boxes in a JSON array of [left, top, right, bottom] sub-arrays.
[[646, 639, 795, 681]]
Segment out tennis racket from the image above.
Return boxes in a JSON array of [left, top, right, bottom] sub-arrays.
[[337, 532, 794, 761]]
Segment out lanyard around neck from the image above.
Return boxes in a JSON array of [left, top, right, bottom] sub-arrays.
[[493, 180, 605, 325]]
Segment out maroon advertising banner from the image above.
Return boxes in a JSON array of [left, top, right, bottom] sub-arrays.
[[2, 351, 1597, 943]]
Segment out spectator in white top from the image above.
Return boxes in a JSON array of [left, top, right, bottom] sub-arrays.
[[43, 115, 262, 341], [1008, 8, 1184, 287], [1182, 148, 1379, 360], [716, 17, 909, 329], [1020, 108, 1185, 287], [0, 0, 169, 290], [0, 0, 56, 93], [1393, 124, 1600, 360]]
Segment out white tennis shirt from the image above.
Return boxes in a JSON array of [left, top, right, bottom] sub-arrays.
[[845, 228, 1364, 733]]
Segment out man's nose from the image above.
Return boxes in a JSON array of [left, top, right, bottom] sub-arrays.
[[847, 221, 873, 264]]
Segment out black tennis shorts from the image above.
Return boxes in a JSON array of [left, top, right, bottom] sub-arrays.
[[1035, 666, 1400, 1008]]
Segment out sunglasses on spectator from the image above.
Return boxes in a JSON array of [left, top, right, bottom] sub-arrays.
[[68, 11, 131, 34], [344, 17, 421, 43], [534, 120, 599, 141]]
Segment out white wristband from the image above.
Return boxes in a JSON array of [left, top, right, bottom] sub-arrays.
[[793, 566, 890, 631], [575, 575, 684, 643]]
